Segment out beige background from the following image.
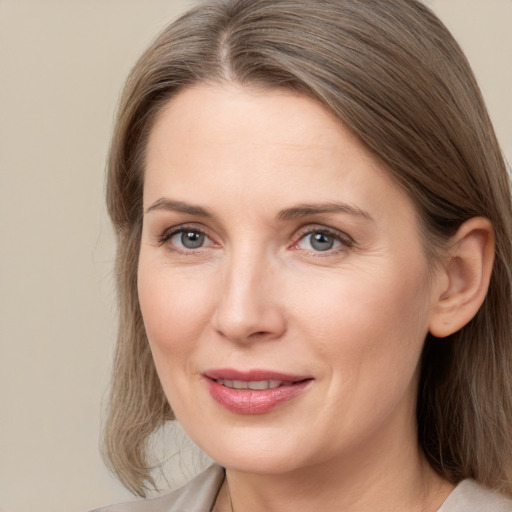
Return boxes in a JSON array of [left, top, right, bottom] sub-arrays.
[[0, 1, 510, 511]]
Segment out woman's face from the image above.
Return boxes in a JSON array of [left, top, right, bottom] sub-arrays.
[[139, 84, 442, 475]]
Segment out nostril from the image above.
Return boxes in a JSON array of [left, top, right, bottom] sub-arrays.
[[251, 331, 269, 338]]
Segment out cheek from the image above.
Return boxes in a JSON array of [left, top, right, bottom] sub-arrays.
[[301, 269, 431, 438], [137, 261, 220, 417], [137, 261, 216, 360], [292, 261, 430, 340], [290, 259, 432, 384]]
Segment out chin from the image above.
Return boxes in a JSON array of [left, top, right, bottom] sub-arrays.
[[188, 423, 317, 475], [214, 450, 305, 475]]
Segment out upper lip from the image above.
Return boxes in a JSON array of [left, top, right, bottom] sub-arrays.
[[203, 368, 312, 383]]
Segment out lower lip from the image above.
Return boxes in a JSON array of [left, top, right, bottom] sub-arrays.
[[205, 378, 312, 414]]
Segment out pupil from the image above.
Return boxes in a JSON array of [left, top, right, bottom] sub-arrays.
[[311, 232, 334, 251], [181, 231, 204, 249]]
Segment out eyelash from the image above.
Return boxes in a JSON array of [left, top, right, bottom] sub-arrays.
[[156, 224, 354, 255], [157, 224, 217, 254], [290, 226, 354, 255]]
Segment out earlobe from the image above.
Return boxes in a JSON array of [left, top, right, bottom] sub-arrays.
[[429, 217, 495, 338]]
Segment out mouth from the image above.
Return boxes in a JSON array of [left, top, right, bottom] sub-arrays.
[[203, 369, 313, 414], [214, 379, 295, 390]]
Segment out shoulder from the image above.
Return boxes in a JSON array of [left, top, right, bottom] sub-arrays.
[[89, 464, 225, 512], [438, 479, 512, 512]]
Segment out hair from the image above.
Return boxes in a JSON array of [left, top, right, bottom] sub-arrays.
[[103, 0, 512, 498]]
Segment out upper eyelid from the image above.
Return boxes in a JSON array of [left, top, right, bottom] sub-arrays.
[[160, 223, 210, 237], [293, 224, 354, 242], [157, 223, 215, 246]]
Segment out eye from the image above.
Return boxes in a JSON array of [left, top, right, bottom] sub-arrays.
[[158, 226, 217, 252], [172, 230, 206, 249], [293, 227, 352, 253], [298, 231, 340, 252]]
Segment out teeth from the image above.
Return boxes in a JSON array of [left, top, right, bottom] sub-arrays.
[[247, 381, 268, 390], [216, 379, 286, 390], [268, 380, 282, 389]]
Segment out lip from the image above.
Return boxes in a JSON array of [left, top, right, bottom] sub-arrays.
[[203, 368, 313, 414]]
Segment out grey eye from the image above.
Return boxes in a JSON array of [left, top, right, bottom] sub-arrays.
[[173, 230, 205, 249], [295, 230, 343, 252], [309, 232, 335, 251]]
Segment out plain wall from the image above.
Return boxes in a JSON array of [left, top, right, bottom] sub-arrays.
[[0, 1, 510, 511]]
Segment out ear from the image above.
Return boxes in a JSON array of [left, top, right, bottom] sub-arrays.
[[429, 217, 495, 338]]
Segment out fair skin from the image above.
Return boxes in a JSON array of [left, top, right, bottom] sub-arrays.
[[138, 84, 493, 511]]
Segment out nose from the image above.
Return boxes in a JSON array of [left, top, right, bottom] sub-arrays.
[[212, 249, 287, 344]]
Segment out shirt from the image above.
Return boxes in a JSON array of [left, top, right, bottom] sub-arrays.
[[90, 464, 512, 512]]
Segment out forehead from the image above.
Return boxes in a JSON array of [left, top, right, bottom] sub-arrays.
[[144, 83, 416, 223], [146, 84, 352, 171]]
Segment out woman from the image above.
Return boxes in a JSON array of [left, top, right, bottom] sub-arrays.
[[93, 0, 512, 510]]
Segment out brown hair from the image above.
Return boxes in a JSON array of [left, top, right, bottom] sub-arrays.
[[103, 0, 512, 497]]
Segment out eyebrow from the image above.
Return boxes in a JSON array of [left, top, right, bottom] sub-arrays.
[[145, 198, 373, 223], [276, 202, 374, 222], [145, 198, 213, 217]]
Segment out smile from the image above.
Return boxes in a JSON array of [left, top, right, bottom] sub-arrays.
[[215, 379, 287, 390], [204, 369, 313, 414]]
